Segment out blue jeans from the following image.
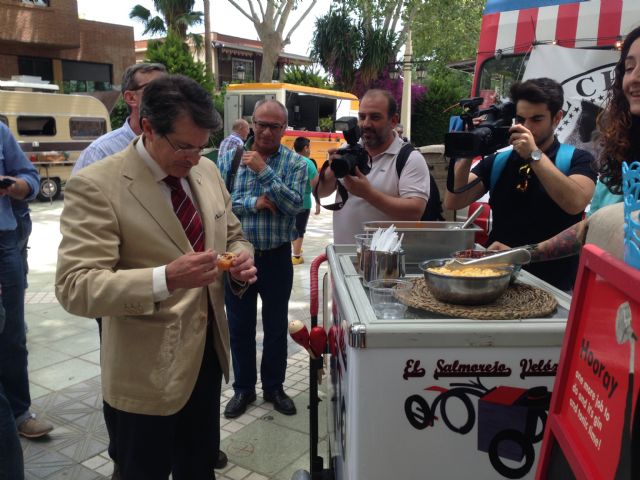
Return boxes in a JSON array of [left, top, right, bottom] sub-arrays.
[[11, 201, 32, 286], [0, 382, 24, 480], [224, 243, 293, 393], [0, 230, 30, 424]]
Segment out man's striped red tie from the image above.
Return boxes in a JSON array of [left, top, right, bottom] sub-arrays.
[[163, 176, 204, 252]]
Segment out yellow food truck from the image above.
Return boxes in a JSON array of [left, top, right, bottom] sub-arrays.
[[224, 82, 359, 168]]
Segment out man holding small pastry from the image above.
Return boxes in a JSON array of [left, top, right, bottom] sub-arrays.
[[56, 75, 256, 479]]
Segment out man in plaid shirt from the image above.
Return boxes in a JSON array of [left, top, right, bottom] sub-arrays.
[[218, 119, 249, 159], [218, 99, 307, 418]]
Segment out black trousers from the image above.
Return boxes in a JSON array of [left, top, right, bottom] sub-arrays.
[[103, 325, 222, 480]]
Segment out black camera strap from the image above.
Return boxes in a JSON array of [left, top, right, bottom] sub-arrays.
[[446, 156, 484, 194], [313, 161, 349, 211]]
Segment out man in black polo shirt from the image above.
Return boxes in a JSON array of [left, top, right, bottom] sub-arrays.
[[444, 78, 597, 291]]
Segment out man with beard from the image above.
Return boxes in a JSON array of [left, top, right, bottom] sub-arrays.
[[316, 89, 430, 243], [444, 78, 597, 291]]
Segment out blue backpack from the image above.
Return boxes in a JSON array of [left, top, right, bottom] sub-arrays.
[[489, 144, 575, 194]]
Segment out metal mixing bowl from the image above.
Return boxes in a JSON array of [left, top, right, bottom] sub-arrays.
[[451, 249, 522, 284], [419, 259, 513, 305]]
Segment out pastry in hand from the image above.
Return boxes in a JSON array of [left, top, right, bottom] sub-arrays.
[[217, 252, 237, 271]]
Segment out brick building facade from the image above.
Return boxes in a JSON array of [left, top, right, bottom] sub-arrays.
[[0, 0, 135, 92]]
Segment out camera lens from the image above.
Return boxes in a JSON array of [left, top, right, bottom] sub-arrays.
[[331, 156, 351, 178]]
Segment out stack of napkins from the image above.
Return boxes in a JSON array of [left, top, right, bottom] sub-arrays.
[[369, 225, 403, 252]]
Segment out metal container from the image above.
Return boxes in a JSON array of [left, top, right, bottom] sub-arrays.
[[419, 259, 512, 305], [363, 221, 481, 266], [362, 249, 406, 286]]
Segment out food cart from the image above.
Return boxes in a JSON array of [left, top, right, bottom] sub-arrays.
[[318, 243, 572, 480]]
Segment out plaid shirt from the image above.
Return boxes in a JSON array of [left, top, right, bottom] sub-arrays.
[[218, 132, 245, 159], [218, 140, 307, 250]]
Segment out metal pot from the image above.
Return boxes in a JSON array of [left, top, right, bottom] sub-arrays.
[[419, 259, 512, 305]]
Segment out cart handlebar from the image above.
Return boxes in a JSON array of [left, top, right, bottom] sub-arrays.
[[310, 254, 327, 319]]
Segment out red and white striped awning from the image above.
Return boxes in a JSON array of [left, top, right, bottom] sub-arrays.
[[479, 0, 640, 55]]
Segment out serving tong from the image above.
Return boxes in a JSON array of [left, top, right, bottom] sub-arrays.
[[447, 247, 532, 269]]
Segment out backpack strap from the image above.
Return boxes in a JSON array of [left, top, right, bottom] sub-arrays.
[[225, 146, 244, 193], [555, 143, 575, 175], [395, 143, 415, 178], [489, 143, 575, 194], [489, 147, 514, 194]]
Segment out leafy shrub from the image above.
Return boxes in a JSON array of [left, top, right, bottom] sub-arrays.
[[283, 65, 332, 89], [412, 76, 467, 147]]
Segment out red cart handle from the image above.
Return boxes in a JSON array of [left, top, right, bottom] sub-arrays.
[[310, 253, 327, 319]]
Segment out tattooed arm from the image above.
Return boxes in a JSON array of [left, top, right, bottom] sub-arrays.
[[487, 219, 589, 262], [529, 219, 589, 262]]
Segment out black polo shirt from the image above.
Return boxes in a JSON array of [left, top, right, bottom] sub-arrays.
[[472, 139, 597, 290]]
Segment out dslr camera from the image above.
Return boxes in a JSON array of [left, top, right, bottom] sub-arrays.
[[331, 117, 371, 178], [444, 98, 516, 157]]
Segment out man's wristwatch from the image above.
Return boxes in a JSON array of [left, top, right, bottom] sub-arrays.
[[529, 149, 542, 162]]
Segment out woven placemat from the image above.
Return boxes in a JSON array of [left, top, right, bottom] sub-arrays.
[[394, 278, 557, 320]]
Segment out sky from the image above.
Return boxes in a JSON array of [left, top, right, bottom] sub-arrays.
[[76, 0, 332, 57]]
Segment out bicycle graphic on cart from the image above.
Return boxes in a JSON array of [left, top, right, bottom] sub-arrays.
[[404, 378, 551, 479]]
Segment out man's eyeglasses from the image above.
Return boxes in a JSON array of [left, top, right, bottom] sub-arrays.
[[253, 120, 285, 132], [516, 163, 532, 192], [164, 136, 207, 157]]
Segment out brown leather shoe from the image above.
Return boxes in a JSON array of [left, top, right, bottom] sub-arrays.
[[264, 388, 296, 415], [17, 415, 53, 438]]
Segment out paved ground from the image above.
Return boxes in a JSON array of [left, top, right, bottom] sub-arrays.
[[21, 198, 334, 480]]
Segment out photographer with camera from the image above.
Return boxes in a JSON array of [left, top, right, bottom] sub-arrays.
[[443, 78, 597, 291], [315, 89, 430, 244]]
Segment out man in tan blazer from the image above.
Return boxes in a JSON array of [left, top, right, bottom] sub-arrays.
[[56, 75, 256, 480]]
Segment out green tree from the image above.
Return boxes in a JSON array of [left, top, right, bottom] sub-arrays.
[[145, 33, 214, 92], [412, 0, 484, 77], [412, 76, 467, 146], [311, 1, 422, 93], [282, 65, 331, 89], [110, 97, 128, 130], [130, 0, 204, 50]]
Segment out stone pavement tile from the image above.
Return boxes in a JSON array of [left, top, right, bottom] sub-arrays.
[[46, 463, 106, 480], [245, 473, 270, 480], [53, 376, 103, 410], [267, 391, 328, 439], [27, 321, 89, 345], [23, 447, 77, 479], [225, 465, 252, 479], [93, 461, 114, 478], [81, 454, 109, 470], [221, 419, 309, 477], [27, 343, 73, 371], [271, 449, 311, 480], [29, 358, 101, 391], [47, 330, 100, 358], [79, 350, 100, 366], [30, 383, 53, 401]]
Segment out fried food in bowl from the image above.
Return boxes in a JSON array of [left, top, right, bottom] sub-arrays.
[[419, 259, 512, 305]]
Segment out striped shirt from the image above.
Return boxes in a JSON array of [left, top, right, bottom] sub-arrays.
[[218, 141, 307, 250], [218, 132, 245, 159], [72, 118, 136, 175]]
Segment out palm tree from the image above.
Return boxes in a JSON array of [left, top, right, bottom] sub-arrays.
[[203, 0, 212, 76], [311, 1, 420, 94], [130, 0, 203, 46]]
